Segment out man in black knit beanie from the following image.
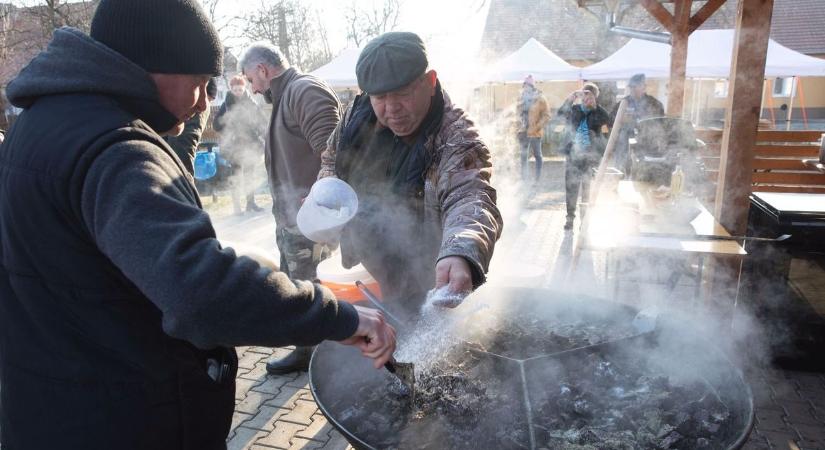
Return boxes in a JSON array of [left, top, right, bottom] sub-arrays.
[[0, 1, 396, 449]]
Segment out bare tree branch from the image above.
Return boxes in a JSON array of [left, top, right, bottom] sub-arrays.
[[344, 0, 402, 48], [200, 0, 239, 37], [238, 0, 332, 72], [1, 1, 96, 88]]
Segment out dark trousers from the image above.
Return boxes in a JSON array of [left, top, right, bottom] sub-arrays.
[[520, 136, 543, 181], [565, 153, 599, 218], [613, 130, 632, 177]]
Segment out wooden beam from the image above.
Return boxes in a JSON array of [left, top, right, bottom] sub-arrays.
[[704, 0, 773, 318], [667, 0, 693, 116], [689, 0, 729, 33], [756, 130, 824, 142], [638, 0, 675, 31], [714, 0, 775, 236]]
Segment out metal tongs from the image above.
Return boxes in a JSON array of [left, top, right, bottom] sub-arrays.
[[355, 281, 416, 402]]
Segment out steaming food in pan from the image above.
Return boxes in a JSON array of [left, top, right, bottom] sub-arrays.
[[310, 287, 754, 450]]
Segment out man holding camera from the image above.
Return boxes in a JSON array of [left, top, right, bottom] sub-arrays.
[[557, 83, 611, 230]]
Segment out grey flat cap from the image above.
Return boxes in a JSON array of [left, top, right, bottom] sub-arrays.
[[356, 31, 428, 95]]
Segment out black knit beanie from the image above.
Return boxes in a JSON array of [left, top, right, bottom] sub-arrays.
[[90, 0, 223, 76]]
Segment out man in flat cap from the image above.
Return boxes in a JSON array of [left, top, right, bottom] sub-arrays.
[[320, 31, 503, 315], [610, 73, 665, 175], [0, 1, 395, 448], [238, 42, 341, 375]]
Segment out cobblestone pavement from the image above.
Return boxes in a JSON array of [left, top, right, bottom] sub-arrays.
[[214, 159, 825, 450], [4, 160, 821, 449]]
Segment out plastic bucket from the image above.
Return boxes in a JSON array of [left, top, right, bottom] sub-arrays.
[[297, 178, 358, 244], [194, 151, 217, 180], [317, 252, 381, 303]]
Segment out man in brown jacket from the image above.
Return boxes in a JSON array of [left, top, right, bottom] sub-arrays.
[[239, 42, 340, 374], [320, 32, 503, 315], [516, 75, 550, 184]]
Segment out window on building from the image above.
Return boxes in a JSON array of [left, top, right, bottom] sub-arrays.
[[773, 77, 795, 97]]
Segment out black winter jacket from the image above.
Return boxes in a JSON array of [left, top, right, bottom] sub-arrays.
[[556, 99, 611, 156], [0, 27, 357, 450]]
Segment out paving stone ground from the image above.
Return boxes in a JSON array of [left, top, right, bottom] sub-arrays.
[[215, 159, 825, 450], [2, 159, 823, 449]]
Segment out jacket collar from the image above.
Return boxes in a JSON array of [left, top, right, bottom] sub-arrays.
[[266, 67, 299, 107]]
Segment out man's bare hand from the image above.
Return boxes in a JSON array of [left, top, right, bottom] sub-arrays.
[[434, 256, 473, 307], [338, 305, 396, 369]]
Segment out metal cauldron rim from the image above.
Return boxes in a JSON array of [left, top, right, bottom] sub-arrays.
[[309, 347, 376, 450], [308, 287, 756, 450]]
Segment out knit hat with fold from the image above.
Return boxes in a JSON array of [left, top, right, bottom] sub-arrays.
[[91, 0, 223, 76]]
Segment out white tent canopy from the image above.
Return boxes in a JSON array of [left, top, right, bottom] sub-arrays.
[[308, 47, 482, 89], [309, 48, 360, 88], [582, 29, 825, 80], [483, 38, 581, 82]]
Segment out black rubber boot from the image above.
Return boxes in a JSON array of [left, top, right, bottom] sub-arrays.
[[266, 346, 314, 375]]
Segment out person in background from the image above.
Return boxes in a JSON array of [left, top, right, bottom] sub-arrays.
[[165, 77, 217, 176], [516, 74, 550, 185], [610, 73, 665, 175], [0, 1, 395, 448], [320, 31, 503, 316], [213, 75, 265, 214], [238, 42, 341, 375], [557, 82, 611, 230]]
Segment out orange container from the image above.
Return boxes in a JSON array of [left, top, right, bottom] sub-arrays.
[[317, 252, 382, 303]]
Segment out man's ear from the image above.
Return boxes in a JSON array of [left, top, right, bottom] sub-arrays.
[[426, 69, 438, 94], [263, 64, 283, 80]]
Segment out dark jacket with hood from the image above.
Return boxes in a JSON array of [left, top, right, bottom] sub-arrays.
[[557, 98, 611, 157], [0, 27, 357, 450]]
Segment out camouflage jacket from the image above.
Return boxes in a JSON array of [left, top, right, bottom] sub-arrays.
[[320, 90, 503, 297]]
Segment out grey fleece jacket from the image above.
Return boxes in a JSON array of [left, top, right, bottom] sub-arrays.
[[4, 27, 358, 349]]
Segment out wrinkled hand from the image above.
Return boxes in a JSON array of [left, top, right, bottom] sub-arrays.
[[339, 305, 396, 369], [433, 256, 473, 308]]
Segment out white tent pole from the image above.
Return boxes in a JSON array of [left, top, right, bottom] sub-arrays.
[[691, 79, 699, 124], [759, 79, 766, 121], [785, 76, 797, 131]]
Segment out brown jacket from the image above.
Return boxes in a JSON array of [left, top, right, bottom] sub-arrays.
[[518, 89, 551, 138], [320, 90, 503, 305], [266, 68, 340, 226]]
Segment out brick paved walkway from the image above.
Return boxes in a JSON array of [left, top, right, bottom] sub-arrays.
[[3, 160, 823, 449], [215, 159, 825, 450]]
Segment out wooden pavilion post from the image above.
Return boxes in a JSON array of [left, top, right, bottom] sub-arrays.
[[715, 0, 774, 235], [668, 0, 692, 116], [637, 0, 730, 117], [706, 0, 774, 320]]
